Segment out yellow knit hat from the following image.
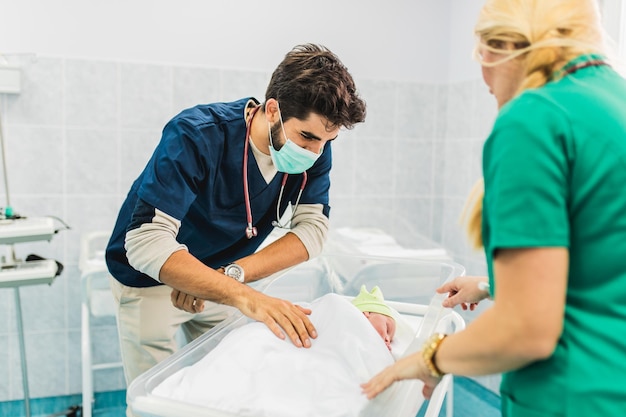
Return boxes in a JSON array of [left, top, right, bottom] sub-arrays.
[[351, 285, 394, 320]]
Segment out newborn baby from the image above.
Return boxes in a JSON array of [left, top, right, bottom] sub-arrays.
[[152, 291, 400, 417], [352, 285, 397, 351]]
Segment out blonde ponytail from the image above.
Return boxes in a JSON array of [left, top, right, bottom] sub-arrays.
[[518, 45, 564, 91], [461, 178, 484, 249]]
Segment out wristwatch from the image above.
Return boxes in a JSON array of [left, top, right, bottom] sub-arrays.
[[422, 333, 447, 378], [223, 263, 245, 283]]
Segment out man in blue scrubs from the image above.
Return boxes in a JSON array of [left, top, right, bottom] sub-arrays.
[[105, 44, 366, 400]]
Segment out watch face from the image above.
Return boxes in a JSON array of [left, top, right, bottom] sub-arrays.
[[225, 264, 244, 282]]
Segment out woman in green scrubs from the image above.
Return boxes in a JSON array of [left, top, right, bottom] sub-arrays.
[[361, 1, 626, 416]]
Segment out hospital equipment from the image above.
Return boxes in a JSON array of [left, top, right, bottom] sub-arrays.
[[0, 248, 59, 417], [323, 227, 452, 261], [243, 105, 307, 238], [0, 217, 69, 287], [153, 293, 395, 417], [0, 218, 62, 417], [0, 216, 56, 244], [0, 81, 64, 416], [79, 231, 122, 417], [0, 65, 20, 94], [127, 253, 466, 417]]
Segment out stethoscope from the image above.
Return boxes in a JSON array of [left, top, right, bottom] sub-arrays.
[[559, 58, 608, 77], [243, 106, 307, 239]]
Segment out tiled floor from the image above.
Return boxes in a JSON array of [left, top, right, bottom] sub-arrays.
[[418, 376, 501, 417], [3, 376, 500, 417], [0, 390, 124, 417]]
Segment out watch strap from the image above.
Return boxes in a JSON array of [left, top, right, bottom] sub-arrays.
[[422, 333, 447, 378], [222, 263, 244, 283]]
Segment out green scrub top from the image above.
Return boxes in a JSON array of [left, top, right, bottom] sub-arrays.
[[482, 54, 626, 417]]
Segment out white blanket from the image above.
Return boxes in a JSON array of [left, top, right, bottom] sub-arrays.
[[152, 293, 401, 417]]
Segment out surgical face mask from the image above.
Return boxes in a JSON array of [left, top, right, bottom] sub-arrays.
[[268, 106, 322, 174]]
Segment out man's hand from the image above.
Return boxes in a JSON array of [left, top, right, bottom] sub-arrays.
[[237, 292, 318, 348], [171, 289, 205, 313]]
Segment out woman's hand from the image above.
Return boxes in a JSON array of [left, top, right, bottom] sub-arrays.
[[437, 276, 490, 310], [361, 351, 442, 399]]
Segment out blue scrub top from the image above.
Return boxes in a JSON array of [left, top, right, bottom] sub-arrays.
[[106, 97, 332, 287]]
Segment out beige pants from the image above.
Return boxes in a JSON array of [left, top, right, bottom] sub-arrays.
[[109, 276, 236, 416]]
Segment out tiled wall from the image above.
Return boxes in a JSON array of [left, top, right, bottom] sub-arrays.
[[0, 56, 498, 401]]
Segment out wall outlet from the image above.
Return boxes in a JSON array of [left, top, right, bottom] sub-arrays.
[[0, 66, 21, 94]]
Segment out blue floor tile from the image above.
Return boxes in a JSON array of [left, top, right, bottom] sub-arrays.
[[0, 391, 126, 417], [417, 376, 501, 417]]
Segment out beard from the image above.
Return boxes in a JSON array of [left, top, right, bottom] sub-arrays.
[[269, 121, 286, 151]]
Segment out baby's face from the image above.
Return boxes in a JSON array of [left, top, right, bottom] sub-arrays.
[[363, 312, 396, 351]]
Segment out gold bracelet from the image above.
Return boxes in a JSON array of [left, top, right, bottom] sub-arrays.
[[422, 333, 447, 378]]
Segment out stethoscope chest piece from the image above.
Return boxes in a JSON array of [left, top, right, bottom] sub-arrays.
[[245, 224, 258, 239], [242, 105, 307, 239]]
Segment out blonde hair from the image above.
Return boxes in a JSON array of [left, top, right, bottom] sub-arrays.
[[464, 0, 607, 249]]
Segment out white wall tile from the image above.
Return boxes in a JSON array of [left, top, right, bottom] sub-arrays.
[[469, 138, 485, 183], [329, 130, 356, 197], [326, 196, 355, 229], [348, 196, 395, 233], [0, 290, 9, 334], [3, 125, 64, 195], [432, 140, 446, 198], [328, 195, 395, 235], [442, 139, 474, 197], [4, 57, 63, 126], [62, 267, 82, 331], [472, 78, 498, 138], [67, 330, 83, 395], [396, 83, 438, 139], [9, 331, 68, 398], [392, 197, 434, 247], [119, 129, 162, 192], [444, 80, 475, 139], [65, 59, 118, 128], [172, 66, 221, 111], [16, 274, 67, 333], [357, 79, 397, 137], [430, 197, 446, 244], [220, 69, 269, 103], [434, 84, 449, 139], [91, 325, 122, 366], [0, 335, 8, 399], [120, 63, 173, 129], [354, 136, 394, 197], [395, 139, 433, 197], [440, 196, 473, 259], [66, 128, 118, 194], [65, 196, 121, 265]]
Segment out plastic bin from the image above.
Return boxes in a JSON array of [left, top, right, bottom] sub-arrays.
[[127, 254, 465, 417]]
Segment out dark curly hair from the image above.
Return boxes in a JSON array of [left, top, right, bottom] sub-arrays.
[[264, 44, 366, 130]]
